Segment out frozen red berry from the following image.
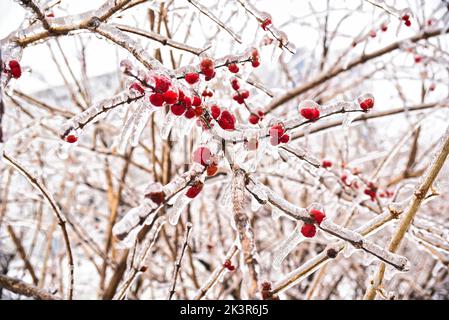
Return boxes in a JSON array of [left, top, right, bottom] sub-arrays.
[[402, 14, 410, 21], [8, 60, 22, 79], [129, 82, 145, 95], [194, 106, 203, 117], [210, 105, 221, 119], [300, 107, 320, 121], [200, 58, 214, 70], [185, 72, 200, 85], [364, 182, 378, 201], [404, 19, 411, 27], [145, 190, 165, 205], [414, 55, 422, 63], [380, 23, 388, 32], [369, 30, 377, 38], [207, 165, 218, 176], [66, 134, 78, 143], [359, 98, 374, 111], [269, 124, 285, 138], [228, 63, 239, 73], [279, 134, 290, 144], [186, 181, 204, 198], [171, 103, 186, 116], [309, 209, 326, 225], [192, 96, 202, 107], [249, 113, 260, 125], [218, 110, 236, 131], [231, 78, 240, 91], [429, 83, 436, 91], [301, 223, 316, 238], [163, 90, 178, 104], [240, 90, 250, 99], [322, 160, 332, 168], [251, 59, 260, 68], [154, 76, 171, 93], [149, 93, 164, 106], [184, 108, 196, 119], [261, 18, 272, 31], [193, 147, 212, 166]]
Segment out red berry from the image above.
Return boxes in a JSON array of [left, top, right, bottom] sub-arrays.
[[223, 260, 232, 268], [231, 79, 240, 91], [414, 55, 422, 63], [210, 105, 221, 119], [149, 93, 164, 106], [381, 23, 388, 32], [429, 83, 436, 91], [301, 224, 316, 238], [217, 110, 236, 131], [184, 108, 196, 119], [163, 90, 178, 104], [269, 124, 285, 138], [322, 160, 332, 168], [185, 72, 200, 85], [186, 181, 204, 198], [257, 110, 265, 118], [402, 14, 410, 21], [145, 190, 165, 205], [8, 60, 22, 79], [309, 209, 326, 225], [404, 20, 411, 27], [154, 76, 171, 93], [200, 58, 214, 70], [66, 134, 77, 143], [300, 108, 320, 121], [192, 96, 202, 107], [228, 63, 239, 73], [359, 98, 374, 111], [279, 134, 290, 144], [129, 82, 145, 95], [228, 265, 236, 272], [240, 90, 250, 99], [171, 103, 186, 116], [233, 94, 245, 104], [204, 70, 216, 81], [249, 113, 260, 125], [193, 147, 212, 166], [194, 106, 203, 117], [251, 49, 259, 59], [251, 59, 260, 68], [207, 165, 218, 176], [182, 96, 192, 108], [369, 30, 377, 38], [261, 18, 272, 31]]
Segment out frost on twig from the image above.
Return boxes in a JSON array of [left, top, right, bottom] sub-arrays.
[[112, 164, 205, 245], [231, 168, 259, 298], [246, 177, 409, 271]]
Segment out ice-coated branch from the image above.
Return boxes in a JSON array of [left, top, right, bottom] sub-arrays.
[[186, 0, 242, 44], [112, 24, 206, 55], [236, 0, 295, 54], [364, 125, 449, 300], [231, 168, 259, 298], [112, 164, 205, 243], [194, 243, 239, 300], [246, 177, 409, 271], [59, 90, 143, 140], [18, 0, 51, 30], [2, 151, 74, 300], [0, 274, 61, 300], [265, 28, 449, 113], [168, 222, 193, 300], [272, 205, 405, 295]]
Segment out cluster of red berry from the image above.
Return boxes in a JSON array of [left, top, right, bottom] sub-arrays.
[[2, 60, 22, 79], [363, 182, 378, 202], [269, 123, 290, 146], [300, 209, 326, 238], [223, 259, 236, 272], [402, 13, 412, 27]]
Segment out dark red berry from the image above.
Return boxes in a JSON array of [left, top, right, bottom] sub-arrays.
[[163, 90, 178, 104], [249, 113, 260, 125], [381, 23, 388, 32], [210, 105, 221, 119], [192, 96, 202, 107], [309, 209, 326, 225], [154, 76, 171, 93], [207, 165, 218, 176], [8, 60, 21, 79], [279, 134, 290, 144], [185, 72, 200, 85], [228, 63, 239, 73], [66, 135, 77, 143], [145, 190, 165, 205], [301, 223, 316, 238], [184, 108, 195, 119], [171, 103, 186, 116], [231, 79, 240, 91], [186, 181, 204, 198], [218, 110, 235, 131], [322, 160, 332, 168], [261, 18, 272, 31], [149, 93, 164, 106], [404, 20, 411, 27], [129, 82, 144, 95]]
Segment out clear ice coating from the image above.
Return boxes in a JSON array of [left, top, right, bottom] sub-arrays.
[[168, 195, 192, 225], [273, 224, 304, 269]]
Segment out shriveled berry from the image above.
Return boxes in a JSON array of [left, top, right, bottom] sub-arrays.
[[149, 93, 164, 106], [163, 90, 178, 104], [301, 223, 316, 238], [185, 72, 200, 85], [309, 209, 326, 225], [186, 181, 204, 198], [228, 63, 239, 73]]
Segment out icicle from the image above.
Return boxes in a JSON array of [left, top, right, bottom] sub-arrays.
[[160, 112, 176, 140], [129, 105, 153, 147], [273, 224, 304, 270], [168, 195, 192, 225]]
